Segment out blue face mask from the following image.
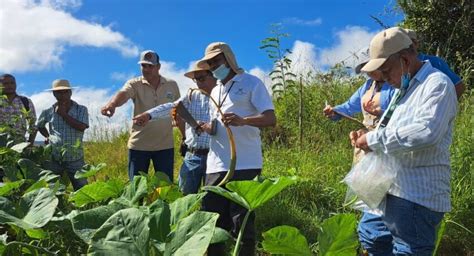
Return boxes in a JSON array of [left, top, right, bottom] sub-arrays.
[[400, 59, 410, 90], [212, 64, 230, 80]]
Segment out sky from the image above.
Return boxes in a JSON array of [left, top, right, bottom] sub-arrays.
[[0, 0, 404, 140]]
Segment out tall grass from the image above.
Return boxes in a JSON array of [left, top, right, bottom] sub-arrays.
[[84, 72, 473, 254]]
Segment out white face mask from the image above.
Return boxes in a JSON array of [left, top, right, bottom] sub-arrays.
[[212, 64, 230, 80]]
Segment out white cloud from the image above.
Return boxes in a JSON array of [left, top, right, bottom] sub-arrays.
[[29, 87, 132, 141], [283, 17, 322, 26], [287, 40, 319, 76], [0, 0, 139, 73], [159, 61, 197, 97], [110, 71, 137, 82], [318, 26, 378, 69], [249, 67, 272, 93]]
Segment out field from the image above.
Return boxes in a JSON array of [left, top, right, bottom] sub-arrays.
[[84, 74, 473, 255]]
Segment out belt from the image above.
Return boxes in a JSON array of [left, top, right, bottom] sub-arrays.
[[187, 147, 209, 155]]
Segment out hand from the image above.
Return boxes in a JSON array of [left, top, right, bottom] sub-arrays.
[[323, 105, 336, 118], [222, 112, 246, 126], [198, 121, 212, 134], [363, 100, 382, 116], [179, 140, 188, 157], [349, 129, 371, 151], [101, 103, 116, 117], [132, 112, 151, 126], [44, 137, 49, 145], [56, 102, 69, 117]]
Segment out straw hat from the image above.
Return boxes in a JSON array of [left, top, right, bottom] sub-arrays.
[[196, 42, 244, 74], [47, 79, 76, 91]]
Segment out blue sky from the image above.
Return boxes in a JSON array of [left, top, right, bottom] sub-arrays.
[[0, 0, 404, 138]]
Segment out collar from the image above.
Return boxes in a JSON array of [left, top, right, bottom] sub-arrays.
[[411, 60, 432, 86], [220, 73, 244, 87]]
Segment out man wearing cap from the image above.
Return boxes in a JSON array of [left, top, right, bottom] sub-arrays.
[[101, 50, 180, 181], [37, 79, 89, 190], [197, 42, 276, 256], [0, 73, 37, 144], [404, 28, 465, 99], [351, 27, 457, 255], [132, 62, 217, 194]]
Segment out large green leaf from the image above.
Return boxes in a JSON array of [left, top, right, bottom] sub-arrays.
[[165, 211, 219, 256], [318, 213, 358, 256], [210, 227, 232, 244], [69, 179, 124, 207], [202, 186, 250, 209], [121, 176, 148, 206], [0, 180, 25, 196], [72, 203, 126, 243], [262, 225, 312, 256], [0, 188, 58, 230], [74, 163, 106, 179], [17, 158, 44, 180], [10, 142, 30, 153], [169, 193, 205, 226], [89, 208, 150, 256], [204, 176, 297, 211], [147, 199, 171, 243]]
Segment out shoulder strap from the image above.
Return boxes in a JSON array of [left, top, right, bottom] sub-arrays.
[[19, 96, 30, 112]]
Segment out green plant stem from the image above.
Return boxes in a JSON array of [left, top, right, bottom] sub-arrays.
[[232, 210, 252, 256]]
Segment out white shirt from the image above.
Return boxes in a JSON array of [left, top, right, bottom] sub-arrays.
[[366, 62, 458, 212], [206, 73, 274, 174]]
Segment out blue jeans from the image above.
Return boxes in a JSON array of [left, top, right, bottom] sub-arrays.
[[128, 148, 174, 181], [49, 158, 87, 191], [178, 152, 207, 194], [358, 195, 444, 256], [358, 212, 393, 256]]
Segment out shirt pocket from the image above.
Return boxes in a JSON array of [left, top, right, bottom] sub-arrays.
[[228, 87, 250, 105]]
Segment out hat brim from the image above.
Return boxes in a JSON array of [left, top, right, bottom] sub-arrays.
[[360, 58, 387, 73], [196, 51, 222, 68], [46, 86, 77, 91], [138, 60, 158, 65], [354, 61, 368, 74]]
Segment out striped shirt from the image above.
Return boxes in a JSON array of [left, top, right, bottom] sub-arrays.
[[366, 62, 458, 212], [37, 101, 89, 162], [147, 90, 211, 149]]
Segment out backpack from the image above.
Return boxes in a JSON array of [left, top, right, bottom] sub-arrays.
[[18, 96, 30, 112]]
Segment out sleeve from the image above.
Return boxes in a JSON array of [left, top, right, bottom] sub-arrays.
[[427, 56, 462, 86], [250, 78, 274, 113], [77, 105, 89, 127], [332, 81, 368, 120], [173, 81, 181, 101], [147, 101, 179, 120], [119, 80, 136, 100], [36, 108, 50, 129], [366, 76, 457, 154]]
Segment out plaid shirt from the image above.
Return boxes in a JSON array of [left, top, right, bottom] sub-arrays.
[[0, 95, 36, 142], [37, 101, 89, 162], [147, 90, 211, 149]]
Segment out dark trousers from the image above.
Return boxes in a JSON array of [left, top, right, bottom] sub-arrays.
[[128, 148, 174, 181], [202, 169, 261, 256]]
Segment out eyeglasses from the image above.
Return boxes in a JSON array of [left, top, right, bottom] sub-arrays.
[[193, 74, 209, 83], [141, 64, 154, 69]]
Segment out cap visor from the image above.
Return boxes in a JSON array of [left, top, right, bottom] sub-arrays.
[[360, 58, 387, 73], [46, 87, 77, 91], [138, 60, 156, 65]]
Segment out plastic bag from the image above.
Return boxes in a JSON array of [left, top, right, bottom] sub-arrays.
[[343, 152, 398, 209]]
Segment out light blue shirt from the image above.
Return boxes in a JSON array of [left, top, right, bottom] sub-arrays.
[[418, 53, 462, 86], [332, 79, 395, 120], [366, 62, 458, 212], [147, 90, 211, 149]]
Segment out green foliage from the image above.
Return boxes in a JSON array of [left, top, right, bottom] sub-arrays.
[[69, 179, 124, 207], [262, 225, 312, 256], [397, 0, 473, 87], [260, 23, 297, 96], [318, 213, 358, 256]]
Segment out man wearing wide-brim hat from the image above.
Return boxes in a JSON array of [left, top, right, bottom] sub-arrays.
[[133, 62, 217, 195], [350, 27, 458, 255], [37, 79, 89, 190], [196, 42, 276, 256]]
